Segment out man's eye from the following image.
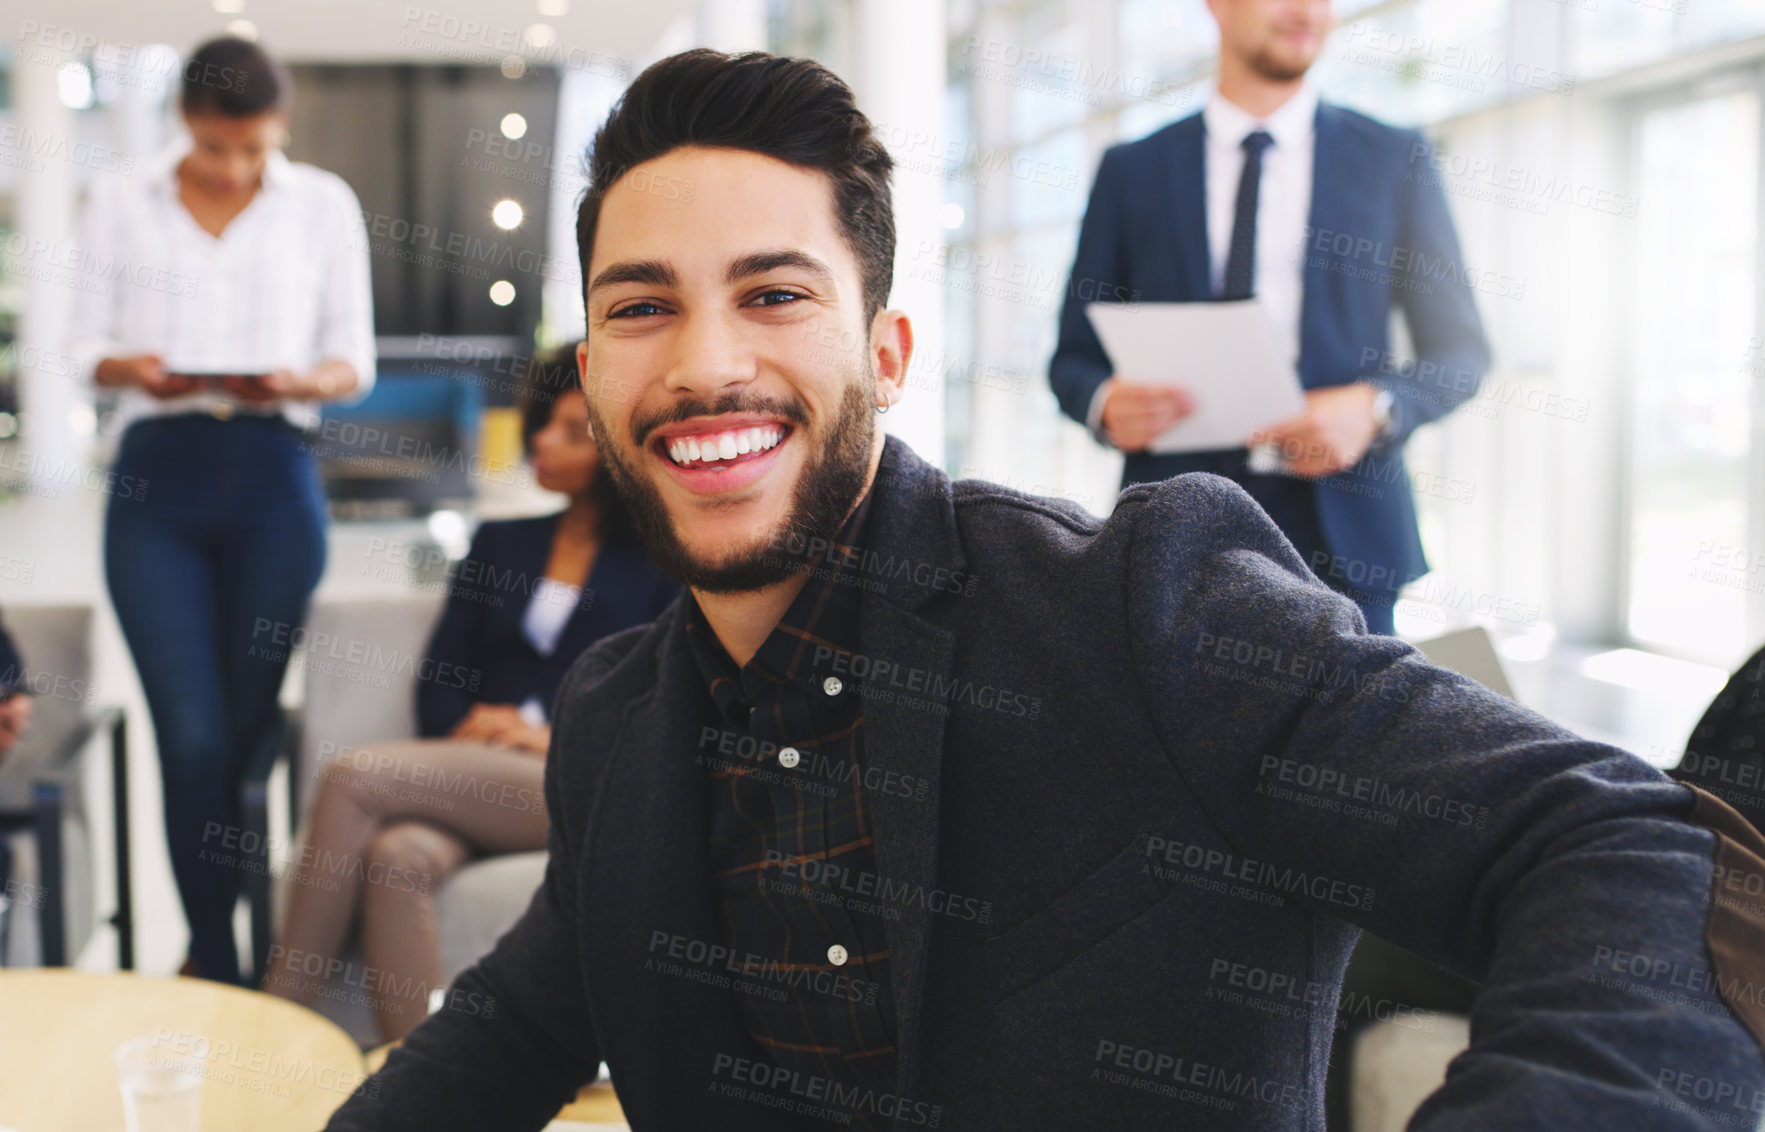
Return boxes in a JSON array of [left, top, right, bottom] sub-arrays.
[[608, 302, 665, 319], [752, 290, 804, 307]]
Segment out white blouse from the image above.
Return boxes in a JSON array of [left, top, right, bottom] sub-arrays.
[[518, 577, 583, 726], [66, 136, 377, 431]]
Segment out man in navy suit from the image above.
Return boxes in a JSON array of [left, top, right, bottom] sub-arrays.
[[1050, 0, 1491, 634], [0, 613, 27, 756], [0, 611, 30, 911], [329, 48, 1765, 1132]]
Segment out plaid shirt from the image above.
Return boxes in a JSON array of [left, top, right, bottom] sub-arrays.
[[685, 489, 900, 1116]]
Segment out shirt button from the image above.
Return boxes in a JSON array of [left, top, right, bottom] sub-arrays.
[[778, 746, 801, 769], [822, 676, 844, 696], [826, 944, 849, 966]]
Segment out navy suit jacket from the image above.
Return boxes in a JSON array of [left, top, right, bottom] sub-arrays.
[[1050, 104, 1492, 592], [417, 513, 679, 737], [0, 611, 20, 698], [0, 611, 20, 884], [332, 438, 1765, 1131]]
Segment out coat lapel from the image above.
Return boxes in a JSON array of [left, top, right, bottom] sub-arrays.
[[1166, 114, 1213, 300], [858, 598, 955, 1094], [578, 616, 759, 1108], [854, 437, 966, 1093]]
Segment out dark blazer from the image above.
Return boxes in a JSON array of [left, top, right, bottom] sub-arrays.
[[0, 611, 19, 884], [416, 513, 679, 737], [0, 611, 20, 698], [1050, 104, 1492, 593], [331, 438, 1764, 1131]]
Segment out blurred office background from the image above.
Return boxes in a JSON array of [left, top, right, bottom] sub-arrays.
[[0, 0, 1762, 970]]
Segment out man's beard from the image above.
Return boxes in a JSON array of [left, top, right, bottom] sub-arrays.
[[586, 368, 876, 594], [1247, 43, 1315, 83]]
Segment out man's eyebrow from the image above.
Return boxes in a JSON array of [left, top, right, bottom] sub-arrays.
[[587, 259, 679, 295], [726, 250, 836, 287]]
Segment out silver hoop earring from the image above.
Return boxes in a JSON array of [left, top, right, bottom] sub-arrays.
[[875, 400, 891, 415]]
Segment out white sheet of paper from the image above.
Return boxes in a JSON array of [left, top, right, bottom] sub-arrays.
[[1086, 300, 1306, 454]]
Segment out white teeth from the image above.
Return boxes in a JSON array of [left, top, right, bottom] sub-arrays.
[[667, 426, 787, 466]]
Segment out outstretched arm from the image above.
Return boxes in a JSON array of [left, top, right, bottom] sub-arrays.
[[1127, 474, 1765, 1129]]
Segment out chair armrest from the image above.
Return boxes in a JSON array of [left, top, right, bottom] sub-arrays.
[[29, 705, 125, 789], [240, 705, 295, 808]]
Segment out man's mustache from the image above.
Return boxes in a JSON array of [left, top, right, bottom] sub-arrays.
[[630, 391, 811, 447]]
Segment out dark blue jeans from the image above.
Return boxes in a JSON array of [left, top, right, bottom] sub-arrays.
[[105, 414, 328, 982]]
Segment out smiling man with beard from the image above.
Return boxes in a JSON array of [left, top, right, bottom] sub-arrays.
[[327, 49, 1765, 1132]]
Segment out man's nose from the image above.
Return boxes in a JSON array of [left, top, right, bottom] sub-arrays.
[[664, 310, 759, 397]]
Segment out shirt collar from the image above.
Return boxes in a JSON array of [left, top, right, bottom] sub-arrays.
[[1203, 82, 1319, 154], [684, 485, 877, 711], [147, 134, 294, 197]]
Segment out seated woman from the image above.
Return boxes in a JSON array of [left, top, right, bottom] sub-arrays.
[[263, 348, 677, 1040]]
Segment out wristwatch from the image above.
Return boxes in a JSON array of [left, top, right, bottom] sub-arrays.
[[1371, 387, 1396, 443]]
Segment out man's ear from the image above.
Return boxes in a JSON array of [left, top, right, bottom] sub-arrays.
[[870, 309, 914, 410]]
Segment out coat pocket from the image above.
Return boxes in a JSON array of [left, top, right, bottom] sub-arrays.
[[982, 835, 1173, 1006]]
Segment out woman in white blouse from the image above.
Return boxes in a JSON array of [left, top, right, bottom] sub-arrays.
[[67, 36, 375, 984]]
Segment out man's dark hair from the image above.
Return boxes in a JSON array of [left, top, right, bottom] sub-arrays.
[[575, 49, 895, 323], [521, 344, 640, 545], [181, 37, 287, 118]]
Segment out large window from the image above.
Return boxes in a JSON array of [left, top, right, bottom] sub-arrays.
[[1624, 78, 1761, 661]]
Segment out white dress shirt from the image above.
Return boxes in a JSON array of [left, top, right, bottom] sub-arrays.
[[67, 136, 377, 431], [1202, 83, 1317, 373], [1086, 84, 1319, 450], [1205, 85, 1317, 472]]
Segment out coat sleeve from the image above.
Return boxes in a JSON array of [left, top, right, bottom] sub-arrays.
[[0, 609, 22, 698], [1367, 130, 1494, 447], [416, 524, 500, 737], [1048, 145, 1134, 433], [1125, 473, 1765, 1129], [324, 652, 608, 1131]]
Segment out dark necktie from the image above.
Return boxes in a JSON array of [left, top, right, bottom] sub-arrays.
[[1219, 129, 1275, 301]]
